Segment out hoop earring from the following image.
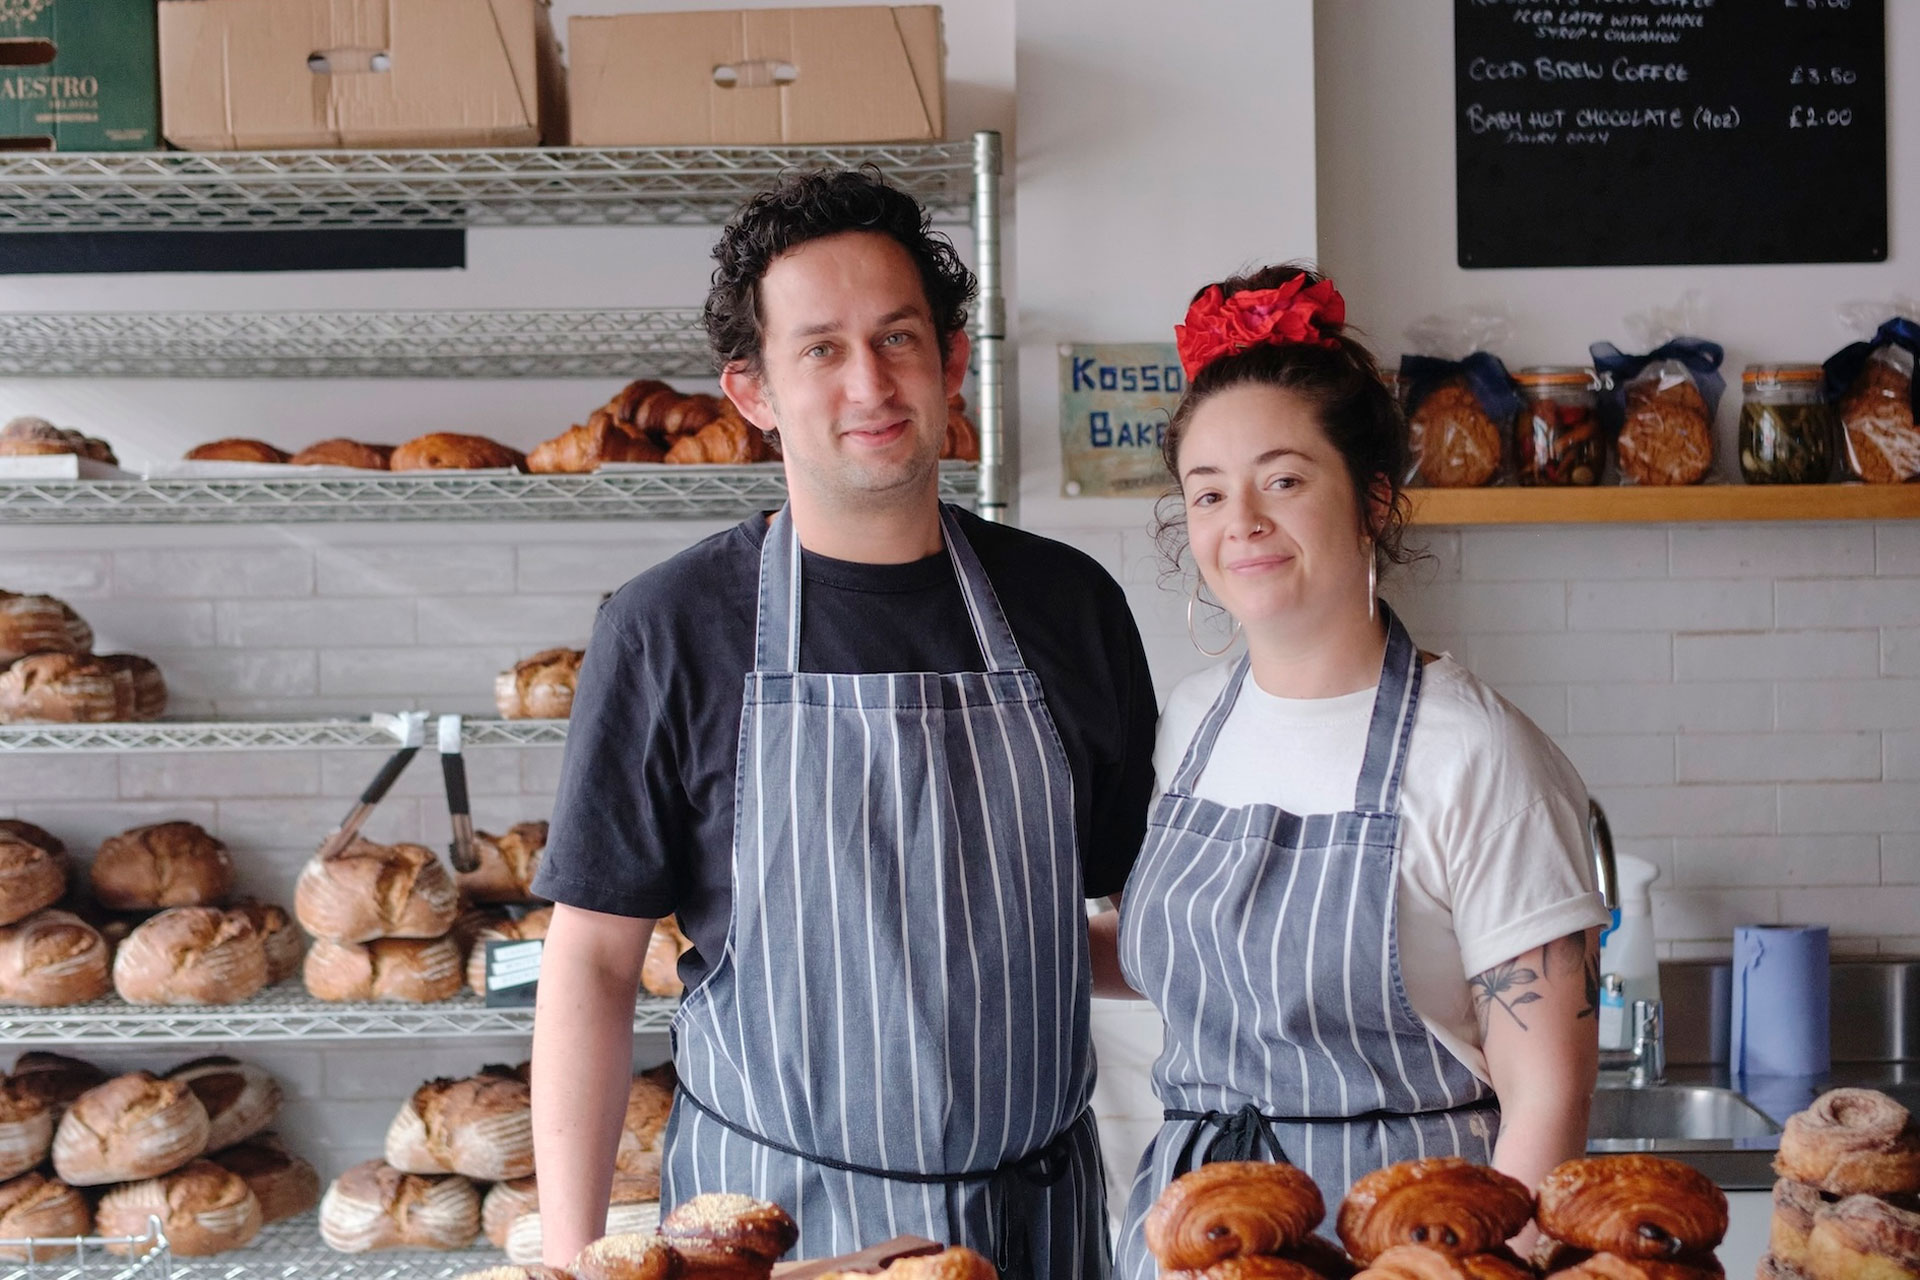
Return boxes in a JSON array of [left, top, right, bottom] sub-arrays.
[[1187, 578, 1240, 658], [1367, 552, 1378, 621]]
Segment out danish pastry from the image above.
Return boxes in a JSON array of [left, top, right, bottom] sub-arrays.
[[1353, 1244, 1533, 1279], [1771, 1179, 1827, 1271], [1536, 1156, 1727, 1263], [1146, 1160, 1326, 1271], [1776, 1090, 1920, 1197], [1542, 1256, 1725, 1280], [1337, 1156, 1533, 1262], [1803, 1194, 1920, 1280]]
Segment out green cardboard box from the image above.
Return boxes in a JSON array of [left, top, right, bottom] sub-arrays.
[[0, 0, 159, 151]]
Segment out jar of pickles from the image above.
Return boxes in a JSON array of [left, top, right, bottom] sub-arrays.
[[1739, 364, 1836, 484], [1514, 366, 1604, 486]]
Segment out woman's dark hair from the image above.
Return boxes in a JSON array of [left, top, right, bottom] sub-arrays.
[[704, 166, 976, 374], [1154, 264, 1416, 575]]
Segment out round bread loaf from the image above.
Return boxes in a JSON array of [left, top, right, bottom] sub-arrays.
[[0, 908, 110, 1006], [210, 1133, 320, 1224], [51, 1071, 211, 1186], [165, 1057, 282, 1152], [8, 1052, 108, 1123], [112, 907, 269, 1006], [98, 1158, 264, 1257], [303, 935, 465, 1003], [466, 907, 552, 996], [91, 821, 233, 911], [0, 1078, 54, 1181], [494, 649, 583, 720], [295, 838, 459, 943], [0, 1170, 91, 1260], [483, 1175, 538, 1249], [185, 438, 290, 464], [0, 590, 92, 665], [615, 1063, 676, 1174], [318, 1160, 480, 1252], [506, 1193, 661, 1267], [0, 820, 62, 856], [0, 831, 67, 927], [385, 1069, 534, 1181], [0, 652, 119, 724], [459, 821, 549, 905], [390, 433, 526, 472], [100, 654, 167, 721], [229, 899, 304, 984], [290, 438, 392, 469]]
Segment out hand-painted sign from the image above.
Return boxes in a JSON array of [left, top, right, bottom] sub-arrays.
[[1058, 343, 1184, 497]]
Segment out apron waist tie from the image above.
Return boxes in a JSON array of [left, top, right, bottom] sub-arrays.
[[1165, 1094, 1500, 1168]]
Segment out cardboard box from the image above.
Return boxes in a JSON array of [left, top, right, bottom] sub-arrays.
[[158, 0, 566, 150], [0, 0, 160, 152], [568, 5, 943, 147]]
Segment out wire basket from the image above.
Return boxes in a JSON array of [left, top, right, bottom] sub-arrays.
[[0, 1217, 170, 1280]]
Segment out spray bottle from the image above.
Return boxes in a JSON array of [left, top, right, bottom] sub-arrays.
[[1597, 854, 1661, 1051]]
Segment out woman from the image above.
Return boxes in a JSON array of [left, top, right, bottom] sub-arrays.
[[1101, 266, 1606, 1276]]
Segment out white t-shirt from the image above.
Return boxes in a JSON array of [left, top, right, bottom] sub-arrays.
[[1150, 653, 1609, 1083]]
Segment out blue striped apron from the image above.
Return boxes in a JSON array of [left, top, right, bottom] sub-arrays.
[[661, 504, 1109, 1279], [1112, 606, 1497, 1279]]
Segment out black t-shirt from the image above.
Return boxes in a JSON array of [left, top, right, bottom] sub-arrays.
[[532, 507, 1160, 986]]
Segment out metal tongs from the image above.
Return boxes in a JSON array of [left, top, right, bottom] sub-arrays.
[[315, 711, 429, 860], [439, 713, 479, 873]]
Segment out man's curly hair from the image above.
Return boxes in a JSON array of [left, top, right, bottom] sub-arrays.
[[704, 166, 976, 375]]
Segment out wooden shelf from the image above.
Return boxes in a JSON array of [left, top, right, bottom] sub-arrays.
[[1408, 484, 1920, 526]]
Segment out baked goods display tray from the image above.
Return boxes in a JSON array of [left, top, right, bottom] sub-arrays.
[[167, 1214, 498, 1280], [0, 1220, 170, 1280], [0, 982, 677, 1045], [0, 463, 979, 525]]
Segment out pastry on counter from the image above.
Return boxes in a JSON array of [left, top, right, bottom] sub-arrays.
[[1803, 1193, 1920, 1280], [460, 821, 549, 905], [0, 1077, 54, 1181], [97, 1157, 264, 1257], [1146, 1160, 1327, 1272], [1338, 1157, 1534, 1263], [658, 1190, 800, 1275], [0, 909, 110, 1007], [165, 1056, 282, 1153], [8, 1051, 108, 1124], [385, 1066, 534, 1182], [318, 1159, 481, 1252], [528, 415, 665, 473], [466, 906, 552, 997], [390, 432, 528, 473], [457, 1268, 577, 1280], [1775, 1088, 1920, 1198], [0, 590, 93, 665], [0, 416, 116, 464], [210, 1132, 320, 1224], [51, 1071, 211, 1186], [295, 837, 460, 943], [640, 914, 689, 999], [91, 820, 234, 911], [184, 438, 291, 464], [1534, 1155, 1727, 1267], [0, 1169, 90, 1260], [1538, 1255, 1725, 1279], [229, 898, 305, 984], [0, 827, 68, 927], [303, 935, 465, 1003], [290, 438, 393, 469], [112, 906, 269, 1006], [496, 648, 584, 720], [571, 1232, 678, 1280], [1771, 1178, 1826, 1272]]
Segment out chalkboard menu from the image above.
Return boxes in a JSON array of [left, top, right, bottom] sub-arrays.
[[1455, 0, 1886, 269]]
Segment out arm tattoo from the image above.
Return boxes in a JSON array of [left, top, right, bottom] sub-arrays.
[[1470, 930, 1597, 1034]]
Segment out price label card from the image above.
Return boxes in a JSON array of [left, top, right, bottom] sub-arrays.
[[484, 939, 543, 1008], [1058, 343, 1184, 498]]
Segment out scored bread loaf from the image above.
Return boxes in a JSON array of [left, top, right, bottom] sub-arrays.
[[112, 907, 269, 1005], [319, 1160, 481, 1252], [0, 590, 92, 665], [494, 649, 583, 720], [0, 1170, 91, 1260], [466, 907, 552, 996], [210, 1133, 320, 1224], [0, 820, 62, 857], [504, 1167, 662, 1267], [97, 1157, 264, 1257], [0, 830, 68, 927], [165, 1057, 282, 1152], [385, 1068, 534, 1181], [90, 820, 234, 911], [0, 1078, 54, 1182], [295, 838, 459, 943], [0, 652, 120, 724], [459, 821, 549, 904], [483, 1175, 539, 1249], [304, 935, 465, 1003], [616, 1063, 676, 1174], [0, 908, 110, 1006], [9, 1052, 107, 1124], [52, 1071, 211, 1186], [230, 899, 305, 983], [100, 653, 167, 721]]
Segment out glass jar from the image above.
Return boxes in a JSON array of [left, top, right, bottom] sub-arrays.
[[1514, 366, 1604, 486], [1739, 363, 1836, 485]]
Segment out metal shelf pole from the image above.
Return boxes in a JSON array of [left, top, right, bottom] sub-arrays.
[[971, 131, 1007, 524]]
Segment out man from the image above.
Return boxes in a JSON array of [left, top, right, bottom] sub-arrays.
[[530, 168, 1156, 1279]]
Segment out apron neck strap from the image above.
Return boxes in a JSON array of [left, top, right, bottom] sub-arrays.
[[1352, 602, 1421, 815], [752, 503, 1028, 674]]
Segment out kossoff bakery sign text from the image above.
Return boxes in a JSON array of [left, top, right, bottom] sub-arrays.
[[1058, 343, 1183, 497]]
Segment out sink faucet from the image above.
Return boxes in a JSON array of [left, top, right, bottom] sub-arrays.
[[1598, 998, 1666, 1087]]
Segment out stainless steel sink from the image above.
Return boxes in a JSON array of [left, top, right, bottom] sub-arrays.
[[1588, 1083, 1781, 1143]]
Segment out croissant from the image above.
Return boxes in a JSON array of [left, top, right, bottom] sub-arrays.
[[1803, 1194, 1920, 1280], [665, 414, 775, 465], [1542, 1256, 1726, 1280], [1776, 1089, 1920, 1197], [1337, 1157, 1534, 1263], [630, 388, 685, 439], [1535, 1156, 1727, 1264], [1163, 1258, 1328, 1280], [1145, 1160, 1326, 1271], [610, 379, 675, 427], [1352, 1244, 1534, 1280], [527, 418, 664, 473], [660, 393, 724, 438]]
